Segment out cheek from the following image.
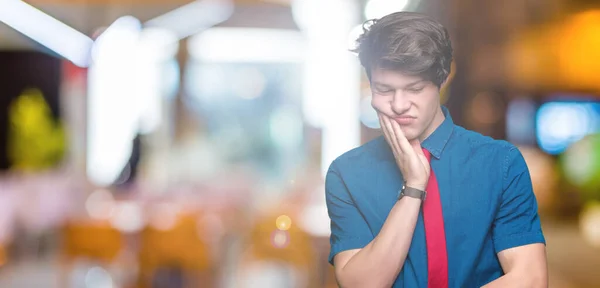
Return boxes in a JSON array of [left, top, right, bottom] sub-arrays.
[[413, 91, 439, 111], [371, 97, 387, 113]]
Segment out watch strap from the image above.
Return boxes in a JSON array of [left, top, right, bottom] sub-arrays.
[[398, 185, 426, 201]]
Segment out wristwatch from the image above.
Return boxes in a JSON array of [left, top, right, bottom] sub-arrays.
[[398, 185, 426, 201]]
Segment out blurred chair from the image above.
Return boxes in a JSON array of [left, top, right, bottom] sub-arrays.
[[137, 213, 214, 288], [62, 221, 123, 262], [60, 220, 124, 287], [236, 212, 318, 288]]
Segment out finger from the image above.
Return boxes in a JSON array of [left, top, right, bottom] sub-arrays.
[[417, 153, 430, 174], [379, 115, 400, 158], [389, 118, 414, 156], [377, 114, 390, 143], [381, 115, 403, 156], [411, 140, 429, 165], [378, 115, 391, 147]]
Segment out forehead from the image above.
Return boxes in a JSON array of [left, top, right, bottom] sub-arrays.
[[370, 68, 425, 87]]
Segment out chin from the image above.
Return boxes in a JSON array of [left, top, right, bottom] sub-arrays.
[[400, 127, 421, 142]]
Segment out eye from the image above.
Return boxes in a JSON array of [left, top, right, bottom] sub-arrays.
[[374, 87, 393, 95], [406, 87, 424, 93]]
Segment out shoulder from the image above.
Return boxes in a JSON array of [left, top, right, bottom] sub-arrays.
[[452, 125, 513, 149], [451, 125, 527, 177], [452, 125, 520, 157], [327, 135, 389, 175]]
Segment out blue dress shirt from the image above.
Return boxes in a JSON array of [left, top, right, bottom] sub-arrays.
[[326, 106, 546, 287]]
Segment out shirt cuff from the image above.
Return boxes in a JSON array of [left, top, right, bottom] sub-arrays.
[[493, 231, 546, 253], [329, 236, 372, 265]]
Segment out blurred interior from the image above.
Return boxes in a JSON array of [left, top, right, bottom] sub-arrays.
[[0, 0, 600, 287]]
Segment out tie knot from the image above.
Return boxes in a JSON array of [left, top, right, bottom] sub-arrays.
[[422, 147, 432, 163]]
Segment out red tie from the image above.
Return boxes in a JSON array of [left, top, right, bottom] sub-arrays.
[[422, 148, 449, 288]]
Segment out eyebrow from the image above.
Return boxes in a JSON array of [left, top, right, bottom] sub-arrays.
[[372, 80, 425, 89]]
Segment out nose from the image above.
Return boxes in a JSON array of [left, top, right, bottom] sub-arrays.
[[391, 92, 411, 115]]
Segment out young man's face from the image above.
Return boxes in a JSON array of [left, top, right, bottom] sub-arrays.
[[370, 68, 443, 142]]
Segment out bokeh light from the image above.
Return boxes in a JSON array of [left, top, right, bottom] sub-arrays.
[[85, 266, 114, 288], [275, 215, 292, 231], [519, 146, 559, 212], [298, 204, 331, 237], [468, 91, 502, 126], [149, 202, 179, 231], [561, 134, 600, 197], [537, 102, 600, 155], [109, 201, 144, 233], [85, 189, 115, 220], [359, 94, 380, 129], [271, 230, 290, 249], [506, 98, 537, 145], [579, 201, 600, 248], [557, 10, 600, 90]]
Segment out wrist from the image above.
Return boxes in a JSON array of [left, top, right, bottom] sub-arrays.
[[398, 185, 426, 202], [405, 182, 426, 191]]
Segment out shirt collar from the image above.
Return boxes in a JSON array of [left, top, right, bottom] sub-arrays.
[[421, 106, 454, 159]]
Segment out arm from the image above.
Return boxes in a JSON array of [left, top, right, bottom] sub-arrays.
[[482, 243, 547, 288], [329, 115, 430, 288], [484, 146, 547, 288], [333, 196, 422, 288]]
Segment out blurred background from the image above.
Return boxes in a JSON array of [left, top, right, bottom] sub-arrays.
[[0, 0, 599, 287]]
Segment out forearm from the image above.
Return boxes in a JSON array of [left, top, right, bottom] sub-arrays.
[[482, 271, 547, 288], [337, 197, 421, 288], [481, 273, 518, 288], [483, 243, 548, 288]]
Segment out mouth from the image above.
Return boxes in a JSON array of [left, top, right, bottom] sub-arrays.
[[392, 116, 416, 125]]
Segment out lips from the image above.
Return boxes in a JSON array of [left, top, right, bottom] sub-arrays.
[[393, 116, 416, 125]]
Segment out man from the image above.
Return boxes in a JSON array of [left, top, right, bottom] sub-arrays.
[[325, 12, 547, 288]]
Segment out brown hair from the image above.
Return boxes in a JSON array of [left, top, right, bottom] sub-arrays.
[[352, 12, 453, 87]]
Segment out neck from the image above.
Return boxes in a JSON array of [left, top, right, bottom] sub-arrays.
[[418, 106, 445, 142]]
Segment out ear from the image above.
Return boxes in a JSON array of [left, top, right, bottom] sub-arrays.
[[437, 81, 446, 92], [441, 61, 456, 88]]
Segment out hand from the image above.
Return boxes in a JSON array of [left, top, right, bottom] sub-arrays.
[[378, 114, 430, 191]]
